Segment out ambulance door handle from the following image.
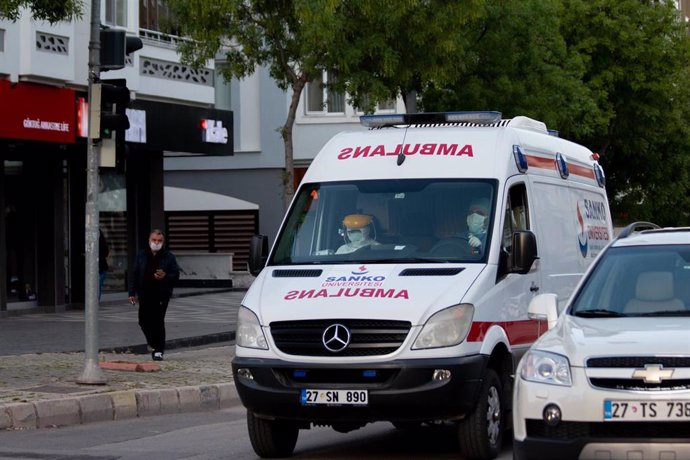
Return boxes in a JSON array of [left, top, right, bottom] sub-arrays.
[[530, 282, 539, 293]]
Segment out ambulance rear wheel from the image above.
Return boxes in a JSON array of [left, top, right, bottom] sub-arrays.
[[247, 411, 299, 458], [457, 369, 503, 460]]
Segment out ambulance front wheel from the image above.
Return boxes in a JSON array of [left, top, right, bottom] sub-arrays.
[[247, 411, 299, 458], [457, 369, 503, 460]]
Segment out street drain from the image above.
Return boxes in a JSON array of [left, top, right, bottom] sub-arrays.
[[19, 385, 88, 394]]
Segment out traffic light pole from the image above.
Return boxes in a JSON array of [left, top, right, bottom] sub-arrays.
[[78, 0, 106, 385]]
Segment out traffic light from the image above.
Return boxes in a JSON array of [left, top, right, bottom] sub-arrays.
[[93, 78, 130, 140], [100, 28, 143, 71]]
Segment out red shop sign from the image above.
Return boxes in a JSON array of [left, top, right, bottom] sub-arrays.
[[0, 80, 76, 143]]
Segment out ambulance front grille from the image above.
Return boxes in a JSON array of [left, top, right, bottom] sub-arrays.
[[270, 319, 411, 357]]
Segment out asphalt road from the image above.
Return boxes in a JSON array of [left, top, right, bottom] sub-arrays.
[[0, 405, 514, 459]]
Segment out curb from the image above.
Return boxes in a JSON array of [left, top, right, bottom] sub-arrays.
[[62, 331, 236, 355], [0, 382, 239, 431]]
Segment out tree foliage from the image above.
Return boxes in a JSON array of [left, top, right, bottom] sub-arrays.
[[0, 0, 82, 23], [167, 0, 690, 224], [314, 0, 483, 113], [165, 0, 481, 207], [559, 0, 690, 225], [421, 0, 601, 136], [422, 0, 690, 226]]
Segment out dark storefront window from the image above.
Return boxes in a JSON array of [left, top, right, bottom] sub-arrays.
[[98, 173, 128, 294], [4, 160, 35, 302]]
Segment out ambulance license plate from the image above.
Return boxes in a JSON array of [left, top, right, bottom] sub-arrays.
[[604, 400, 690, 421], [300, 389, 368, 406]]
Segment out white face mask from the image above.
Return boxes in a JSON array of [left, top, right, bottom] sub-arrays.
[[467, 213, 487, 235], [150, 242, 163, 252], [347, 229, 364, 243]]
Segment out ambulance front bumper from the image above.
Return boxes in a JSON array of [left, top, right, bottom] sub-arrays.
[[232, 355, 488, 422]]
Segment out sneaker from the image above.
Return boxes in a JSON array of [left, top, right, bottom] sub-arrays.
[[152, 352, 164, 361]]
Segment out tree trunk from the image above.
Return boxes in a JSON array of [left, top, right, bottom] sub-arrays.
[[281, 75, 307, 210], [404, 90, 417, 114]]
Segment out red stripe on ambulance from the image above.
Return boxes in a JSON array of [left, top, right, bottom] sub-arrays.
[[467, 319, 548, 345]]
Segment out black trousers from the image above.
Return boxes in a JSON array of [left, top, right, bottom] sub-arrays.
[[137, 295, 170, 353]]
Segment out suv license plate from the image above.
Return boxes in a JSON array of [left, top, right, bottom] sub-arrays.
[[604, 400, 690, 421], [300, 389, 368, 406]]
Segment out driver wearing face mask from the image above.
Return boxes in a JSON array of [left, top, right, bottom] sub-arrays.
[[466, 198, 490, 255], [336, 214, 380, 254]]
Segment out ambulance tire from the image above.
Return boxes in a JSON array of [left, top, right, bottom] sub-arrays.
[[457, 369, 503, 460], [247, 411, 299, 458]]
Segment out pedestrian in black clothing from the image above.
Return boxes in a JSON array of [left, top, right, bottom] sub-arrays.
[[128, 229, 180, 361]]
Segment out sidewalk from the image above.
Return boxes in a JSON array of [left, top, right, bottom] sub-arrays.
[[0, 288, 246, 430]]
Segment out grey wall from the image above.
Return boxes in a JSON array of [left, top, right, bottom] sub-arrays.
[[164, 168, 285, 243]]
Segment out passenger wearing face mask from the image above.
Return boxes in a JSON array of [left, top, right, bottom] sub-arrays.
[[465, 198, 490, 256], [336, 214, 380, 254], [128, 229, 180, 361]]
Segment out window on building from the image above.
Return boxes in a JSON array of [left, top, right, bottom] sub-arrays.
[[356, 95, 396, 113], [104, 0, 127, 27], [139, 0, 172, 32], [0, 29, 5, 52], [377, 99, 396, 110], [306, 72, 345, 114]]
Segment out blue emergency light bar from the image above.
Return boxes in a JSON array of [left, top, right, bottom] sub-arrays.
[[360, 111, 502, 128]]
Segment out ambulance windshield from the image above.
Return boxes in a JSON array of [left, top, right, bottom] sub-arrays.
[[271, 179, 496, 265]]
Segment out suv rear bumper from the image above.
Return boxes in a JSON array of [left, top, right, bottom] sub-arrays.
[[514, 438, 690, 460]]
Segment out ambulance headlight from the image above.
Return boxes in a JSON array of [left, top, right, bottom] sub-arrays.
[[236, 306, 268, 350], [412, 304, 474, 349], [519, 350, 572, 386]]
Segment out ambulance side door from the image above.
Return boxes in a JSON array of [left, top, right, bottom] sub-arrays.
[[496, 177, 542, 365]]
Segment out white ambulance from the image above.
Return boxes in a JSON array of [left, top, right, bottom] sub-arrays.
[[233, 112, 613, 459]]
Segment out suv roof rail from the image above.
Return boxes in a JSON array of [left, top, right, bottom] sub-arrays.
[[616, 221, 661, 239]]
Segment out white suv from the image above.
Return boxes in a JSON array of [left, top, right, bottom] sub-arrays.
[[513, 223, 690, 460]]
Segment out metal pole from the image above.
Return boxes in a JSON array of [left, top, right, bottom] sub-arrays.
[[78, 0, 106, 385]]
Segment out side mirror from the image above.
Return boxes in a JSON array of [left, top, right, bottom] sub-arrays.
[[248, 234, 269, 277], [528, 293, 559, 330], [510, 231, 538, 274]]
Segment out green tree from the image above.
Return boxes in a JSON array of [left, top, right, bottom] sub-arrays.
[[559, 0, 690, 226], [420, 0, 599, 138], [420, 0, 690, 226], [0, 0, 82, 22], [165, 0, 481, 207], [314, 1, 484, 113]]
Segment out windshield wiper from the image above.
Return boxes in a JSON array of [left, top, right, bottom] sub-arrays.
[[573, 309, 627, 318], [634, 310, 690, 317], [359, 257, 460, 264]]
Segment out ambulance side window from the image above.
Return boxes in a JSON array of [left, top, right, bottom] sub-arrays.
[[500, 183, 530, 275]]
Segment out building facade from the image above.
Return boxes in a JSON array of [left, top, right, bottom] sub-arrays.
[[165, 68, 405, 248], [0, 1, 233, 315]]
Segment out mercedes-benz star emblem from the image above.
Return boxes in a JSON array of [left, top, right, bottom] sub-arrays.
[[322, 323, 351, 353]]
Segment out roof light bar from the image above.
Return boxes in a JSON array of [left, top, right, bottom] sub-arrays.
[[360, 114, 407, 128], [444, 111, 502, 124], [360, 111, 503, 128]]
